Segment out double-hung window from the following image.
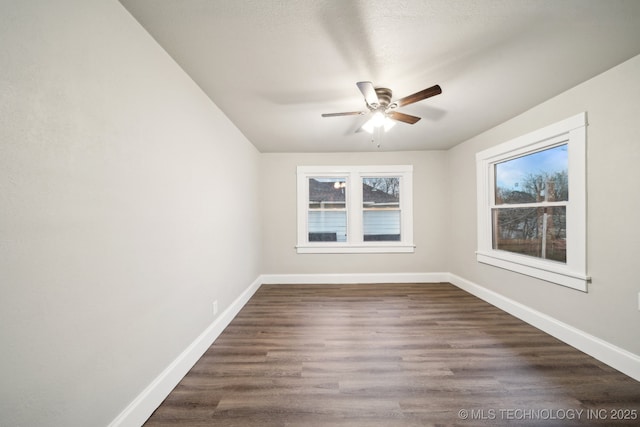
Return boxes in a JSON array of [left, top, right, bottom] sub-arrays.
[[297, 165, 414, 253], [476, 113, 589, 291]]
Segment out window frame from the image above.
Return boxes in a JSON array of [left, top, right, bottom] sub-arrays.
[[296, 165, 414, 254], [476, 113, 589, 291]]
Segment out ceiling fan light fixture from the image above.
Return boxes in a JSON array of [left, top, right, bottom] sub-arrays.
[[383, 116, 396, 132], [362, 112, 396, 134], [361, 119, 375, 134], [371, 111, 385, 127]]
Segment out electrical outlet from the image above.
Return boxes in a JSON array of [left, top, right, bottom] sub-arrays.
[[637, 292, 640, 311], [213, 300, 219, 316]]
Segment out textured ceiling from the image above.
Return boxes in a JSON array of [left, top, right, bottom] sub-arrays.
[[119, 0, 640, 152]]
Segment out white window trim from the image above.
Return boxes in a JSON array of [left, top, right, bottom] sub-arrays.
[[476, 112, 590, 292], [297, 165, 414, 254]]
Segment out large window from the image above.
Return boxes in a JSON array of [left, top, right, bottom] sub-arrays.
[[493, 144, 568, 262], [476, 113, 589, 291], [297, 165, 413, 253]]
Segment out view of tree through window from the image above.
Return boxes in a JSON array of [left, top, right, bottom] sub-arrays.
[[493, 144, 568, 262], [362, 177, 401, 241]]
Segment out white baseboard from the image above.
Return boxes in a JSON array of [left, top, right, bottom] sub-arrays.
[[108, 276, 263, 427], [110, 271, 640, 427], [260, 272, 449, 285], [447, 273, 640, 382]]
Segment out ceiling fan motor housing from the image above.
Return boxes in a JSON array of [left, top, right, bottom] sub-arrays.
[[371, 87, 392, 109]]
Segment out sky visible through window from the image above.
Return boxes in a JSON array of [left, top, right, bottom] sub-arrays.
[[496, 144, 568, 190]]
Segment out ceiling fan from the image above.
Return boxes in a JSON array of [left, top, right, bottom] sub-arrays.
[[322, 81, 442, 133]]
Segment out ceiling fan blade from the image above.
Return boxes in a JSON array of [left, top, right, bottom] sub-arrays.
[[394, 84, 442, 108], [322, 111, 366, 117], [388, 111, 421, 124], [356, 81, 379, 107]]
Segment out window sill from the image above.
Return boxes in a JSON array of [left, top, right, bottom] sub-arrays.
[[297, 244, 415, 254], [476, 250, 589, 292]]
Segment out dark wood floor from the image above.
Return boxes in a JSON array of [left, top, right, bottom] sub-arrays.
[[144, 283, 640, 426]]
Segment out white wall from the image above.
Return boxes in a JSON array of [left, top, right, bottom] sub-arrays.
[[260, 151, 450, 275], [0, 1, 261, 426], [448, 54, 640, 356]]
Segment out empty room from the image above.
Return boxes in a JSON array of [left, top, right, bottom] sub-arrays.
[[2, 1, 640, 426]]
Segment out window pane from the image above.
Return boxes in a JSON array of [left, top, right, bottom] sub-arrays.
[[308, 177, 347, 242], [495, 144, 568, 205], [362, 177, 400, 241], [492, 206, 566, 262], [363, 210, 400, 241], [308, 211, 347, 242], [308, 178, 346, 209], [362, 177, 400, 208]]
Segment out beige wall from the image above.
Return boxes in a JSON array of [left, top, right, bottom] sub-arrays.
[[448, 53, 640, 355], [0, 1, 261, 426], [260, 151, 450, 275]]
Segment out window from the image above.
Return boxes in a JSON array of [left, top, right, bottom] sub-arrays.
[[493, 144, 568, 262], [362, 177, 401, 242], [476, 113, 589, 291], [297, 165, 414, 253], [308, 177, 347, 242]]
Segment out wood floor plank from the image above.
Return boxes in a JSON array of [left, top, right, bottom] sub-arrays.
[[145, 283, 640, 426]]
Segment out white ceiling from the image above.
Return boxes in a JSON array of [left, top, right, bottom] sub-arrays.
[[119, 0, 640, 153]]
